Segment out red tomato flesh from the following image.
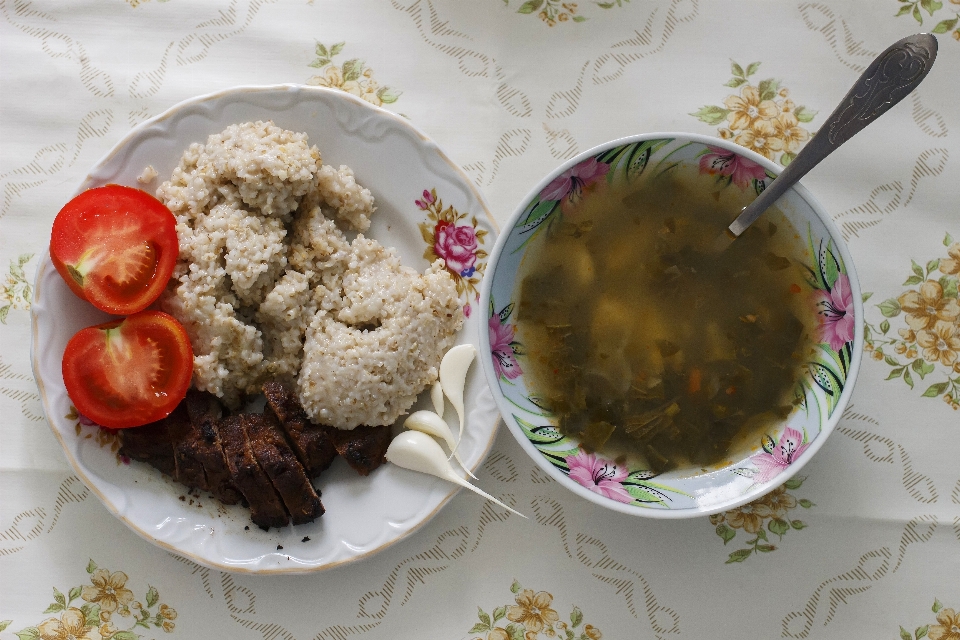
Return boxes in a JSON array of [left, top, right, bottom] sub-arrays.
[[51, 185, 178, 315], [62, 311, 194, 429]]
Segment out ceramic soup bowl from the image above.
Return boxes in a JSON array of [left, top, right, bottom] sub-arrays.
[[479, 133, 864, 518]]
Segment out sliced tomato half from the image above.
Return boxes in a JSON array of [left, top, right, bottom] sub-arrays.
[[51, 185, 178, 315], [62, 311, 194, 429]]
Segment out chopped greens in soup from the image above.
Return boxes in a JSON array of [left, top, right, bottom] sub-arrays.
[[515, 169, 815, 474]]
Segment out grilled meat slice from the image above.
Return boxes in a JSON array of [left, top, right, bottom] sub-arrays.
[[263, 382, 337, 478], [181, 390, 242, 505], [121, 393, 242, 505], [118, 402, 190, 478], [245, 411, 324, 525], [334, 425, 391, 476], [171, 414, 210, 492], [219, 415, 289, 530]]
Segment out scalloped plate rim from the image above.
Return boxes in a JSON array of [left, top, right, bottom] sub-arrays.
[[30, 84, 500, 573]]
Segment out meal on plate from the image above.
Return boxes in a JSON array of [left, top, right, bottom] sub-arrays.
[[515, 168, 815, 474], [52, 121, 466, 529]]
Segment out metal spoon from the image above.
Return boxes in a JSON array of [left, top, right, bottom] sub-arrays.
[[721, 33, 938, 243]]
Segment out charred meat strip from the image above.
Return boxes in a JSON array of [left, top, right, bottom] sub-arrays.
[[334, 425, 391, 476], [172, 415, 211, 493], [120, 382, 394, 528], [245, 411, 325, 525], [263, 382, 337, 478], [181, 390, 242, 505], [118, 402, 190, 478], [219, 415, 289, 530]]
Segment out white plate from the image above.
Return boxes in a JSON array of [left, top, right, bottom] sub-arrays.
[[30, 85, 500, 574]]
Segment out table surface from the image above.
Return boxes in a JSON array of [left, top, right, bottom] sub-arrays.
[[2, 1, 958, 638]]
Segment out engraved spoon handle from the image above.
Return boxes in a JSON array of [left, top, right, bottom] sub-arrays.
[[726, 33, 938, 238]]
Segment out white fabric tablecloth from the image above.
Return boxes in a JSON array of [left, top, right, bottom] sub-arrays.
[[2, 1, 958, 638]]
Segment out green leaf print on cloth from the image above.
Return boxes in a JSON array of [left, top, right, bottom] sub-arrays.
[[509, 0, 629, 26], [306, 42, 400, 107], [898, 598, 959, 640], [709, 477, 813, 564], [894, 0, 960, 41]]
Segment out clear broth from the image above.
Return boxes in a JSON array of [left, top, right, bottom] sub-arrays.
[[515, 168, 815, 473]]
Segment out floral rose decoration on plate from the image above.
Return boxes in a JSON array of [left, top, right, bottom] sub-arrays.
[[415, 188, 488, 318], [434, 219, 479, 277]]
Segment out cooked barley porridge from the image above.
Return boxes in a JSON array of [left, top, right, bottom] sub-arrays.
[[158, 121, 463, 429]]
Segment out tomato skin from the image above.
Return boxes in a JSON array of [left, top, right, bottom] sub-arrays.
[[62, 311, 194, 429], [50, 185, 178, 315]]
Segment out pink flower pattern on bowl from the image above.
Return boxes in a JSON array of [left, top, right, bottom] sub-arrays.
[[698, 145, 768, 189], [749, 427, 810, 484], [816, 273, 855, 352], [565, 450, 634, 504], [489, 306, 522, 381], [539, 157, 610, 203]]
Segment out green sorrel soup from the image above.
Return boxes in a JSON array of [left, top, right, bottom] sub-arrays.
[[515, 168, 816, 473]]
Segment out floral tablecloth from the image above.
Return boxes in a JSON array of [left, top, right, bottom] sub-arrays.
[[2, 1, 958, 638]]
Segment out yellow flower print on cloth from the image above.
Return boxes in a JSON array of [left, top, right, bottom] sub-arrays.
[[898, 599, 960, 640], [691, 61, 817, 166], [507, 590, 560, 634], [306, 42, 400, 107], [929, 605, 960, 640], [37, 609, 102, 640], [1, 253, 33, 324], [864, 233, 960, 409], [709, 478, 814, 564], [510, 0, 630, 27], [9, 559, 179, 639], [515, 0, 583, 25], [898, 281, 960, 331], [80, 570, 135, 614], [468, 581, 602, 640], [894, 0, 960, 42]]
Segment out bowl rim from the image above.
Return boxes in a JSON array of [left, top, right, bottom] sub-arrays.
[[478, 131, 864, 519]]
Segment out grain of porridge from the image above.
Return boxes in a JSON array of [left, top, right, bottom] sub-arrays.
[[158, 121, 463, 429]]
